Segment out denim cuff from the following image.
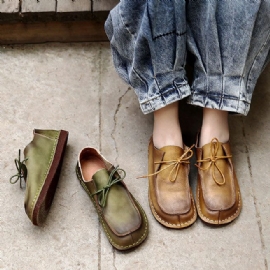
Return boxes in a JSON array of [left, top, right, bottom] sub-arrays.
[[187, 74, 251, 115], [140, 75, 191, 114]]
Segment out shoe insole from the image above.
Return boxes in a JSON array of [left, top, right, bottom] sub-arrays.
[[81, 156, 105, 182]]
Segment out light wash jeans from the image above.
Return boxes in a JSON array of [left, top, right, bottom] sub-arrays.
[[105, 0, 270, 115]]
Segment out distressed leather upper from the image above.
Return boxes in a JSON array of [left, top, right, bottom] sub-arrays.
[[24, 129, 60, 221], [148, 138, 196, 228], [196, 139, 242, 224], [76, 148, 148, 250]]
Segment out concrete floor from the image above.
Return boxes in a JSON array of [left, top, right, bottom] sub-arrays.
[[0, 42, 269, 270]]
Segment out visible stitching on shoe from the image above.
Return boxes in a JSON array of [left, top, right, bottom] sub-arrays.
[[29, 133, 60, 219], [149, 195, 197, 228], [76, 167, 148, 250], [33, 133, 56, 141], [196, 184, 241, 224]]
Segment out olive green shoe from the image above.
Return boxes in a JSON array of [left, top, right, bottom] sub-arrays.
[[76, 148, 148, 251], [10, 129, 68, 226]]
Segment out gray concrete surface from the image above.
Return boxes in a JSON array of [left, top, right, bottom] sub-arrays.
[[0, 43, 269, 270]]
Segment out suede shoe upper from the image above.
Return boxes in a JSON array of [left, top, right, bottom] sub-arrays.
[[196, 138, 242, 224], [76, 147, 148, 250], [148, 138, 197, 228]]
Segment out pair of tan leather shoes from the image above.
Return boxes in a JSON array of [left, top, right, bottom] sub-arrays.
[[148, 137, 242, 228]]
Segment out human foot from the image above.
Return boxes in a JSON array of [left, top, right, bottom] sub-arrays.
[[147, 138, 197, 228], [153, 102, 183, 148], [199, 108, 229, 147], [195, 138, 242, 225]]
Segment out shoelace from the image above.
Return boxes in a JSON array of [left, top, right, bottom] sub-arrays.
[[195, 138, 232, 186], [10, 149, 28, 189], [91, 166, 126, 208], [138, 145, 194, 182]]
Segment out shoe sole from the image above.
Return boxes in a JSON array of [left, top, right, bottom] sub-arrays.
[[32, 130, 69, 226]]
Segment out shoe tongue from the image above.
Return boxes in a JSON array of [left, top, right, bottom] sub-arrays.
[[160, 145, 184, 161], [202, 140, 224, 159], [92, 168, 110, 190]]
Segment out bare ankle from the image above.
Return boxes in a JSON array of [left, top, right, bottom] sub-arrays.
[[153, 102, 183, 148], [199, 108, 229, 147], [153, 132, 183, 149], [199, 128, 229, 146]]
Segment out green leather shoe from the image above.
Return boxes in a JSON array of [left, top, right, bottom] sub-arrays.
[[76, 148, 148, 251], [10, 129, 68, 226]]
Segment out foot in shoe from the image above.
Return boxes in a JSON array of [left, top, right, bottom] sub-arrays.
[[195, 138, 242, 225]]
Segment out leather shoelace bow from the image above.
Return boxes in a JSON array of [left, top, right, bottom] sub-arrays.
[[196, 138, 232, 186], [138, 145, 194, 182], [92, 166, 126, 208], [10, 149, 28, 189]]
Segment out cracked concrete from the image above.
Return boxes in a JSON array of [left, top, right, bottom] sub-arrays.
[[111, 87, 131, 162], [0, 42, 270, 270], [242, 119, 268, 268]]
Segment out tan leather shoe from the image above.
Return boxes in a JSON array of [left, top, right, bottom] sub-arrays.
[[76, 148, 148, 250], [147, 138, 197, 228], [196, 138, 242, 225]]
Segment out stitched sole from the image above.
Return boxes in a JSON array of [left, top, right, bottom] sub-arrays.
[[32, 130, 69, 226], [76, 166, 148, 250], [149, 191, 197, 229]]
